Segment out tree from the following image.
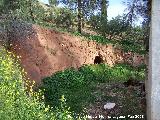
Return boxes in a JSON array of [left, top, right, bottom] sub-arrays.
[[106, 15, 129, 40], [0, 0, 37, 22], [101, 0, 108, 18], [27, 0, 35, 22], [123, 0, 151, 52], [77, 0, 82, 33], [0, 0, 20, 14], [43, 0, 109, 34], [142, 0, 151, 52], [100, 0, 109, 37], [54, 7, 75, 29], [49, 0, 58, 6]]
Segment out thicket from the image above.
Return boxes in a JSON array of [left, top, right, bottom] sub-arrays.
[[42, 63, 145, 115]]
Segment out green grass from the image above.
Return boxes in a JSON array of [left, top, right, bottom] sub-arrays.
[[76, 30, 146, 54], [42, 63, 145, 116]]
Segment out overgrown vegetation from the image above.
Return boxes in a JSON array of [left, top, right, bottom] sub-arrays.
[[42, 63, 145, 115], [0, 48, 86, 120], [0, 47, 145, 119], [74, 33, 146, 54], [0, 0, 149, 119], [0, 0, 150, 54]]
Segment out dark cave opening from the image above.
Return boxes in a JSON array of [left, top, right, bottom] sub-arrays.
[[94, 56, 103, 64]]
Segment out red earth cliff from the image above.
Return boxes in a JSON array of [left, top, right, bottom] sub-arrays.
[[8, 22, 145, 83]]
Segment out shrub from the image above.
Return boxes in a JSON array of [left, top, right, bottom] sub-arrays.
[[0, 48, 80, 120], [53, 7, 76, 29], [42, 63, 145, 116], [88, 35, 111, 44], [42, 68, 94, 114]]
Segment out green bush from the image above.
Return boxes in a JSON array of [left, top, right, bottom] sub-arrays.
[[42, 68, 94, 114], [53, 7, 76, 29], [0, 48, 81, 120], [42, 63, 145, 115], [73, 31, 145, 54], [88, 35, 111, 44]]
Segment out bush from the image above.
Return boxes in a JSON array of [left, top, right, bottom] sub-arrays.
[[0, 48, 80, 120], [42, 68, 94, 114], [42, 63, 145, 115], [53, 7, 76, 29], [88, 35, 111, 44]]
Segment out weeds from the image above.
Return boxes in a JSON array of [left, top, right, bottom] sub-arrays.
[[36, 22, 146, 54], [42, 63, 145, 116], [0, 48, 83, 120], [0, 47, 145, 119]]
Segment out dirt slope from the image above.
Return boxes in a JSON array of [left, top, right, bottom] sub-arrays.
[[8, 21, 145, 83]]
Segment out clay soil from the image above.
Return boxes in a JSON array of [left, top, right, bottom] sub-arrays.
[[9, 23, 145, 84]]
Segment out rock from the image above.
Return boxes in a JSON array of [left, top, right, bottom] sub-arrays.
[[104, 103, 116, 110]]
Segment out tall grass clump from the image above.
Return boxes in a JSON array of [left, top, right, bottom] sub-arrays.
[[0, 48, 82, 120]]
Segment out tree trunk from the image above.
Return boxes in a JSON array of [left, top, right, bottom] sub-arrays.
[[145, 0, 152, 52], [78, 0, 82, 33], [101, 0, 108, 37], [101, 0, 108, 18], [29, 0, 34, 22]]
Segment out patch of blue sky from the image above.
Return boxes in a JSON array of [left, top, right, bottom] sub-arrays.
[[108, 0, 126, 20], [40, 0, 49, 4], [39, 0, 142, 25], [39, 0, 126, 19]]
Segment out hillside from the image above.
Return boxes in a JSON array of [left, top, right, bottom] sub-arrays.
[[0, 0, 149, 119], [7, 21, 145, 83]]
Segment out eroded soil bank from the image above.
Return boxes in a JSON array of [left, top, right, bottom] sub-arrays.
[[8, 22, 145, 83]]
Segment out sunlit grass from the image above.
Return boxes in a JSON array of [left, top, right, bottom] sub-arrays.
[[42, 63, 145, 115]]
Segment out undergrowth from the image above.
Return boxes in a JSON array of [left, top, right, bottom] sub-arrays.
[[33, 21, 146, 55], [42, 63, 145, 115], [0, 48, 84, 120], [73, 32, 146, 55]]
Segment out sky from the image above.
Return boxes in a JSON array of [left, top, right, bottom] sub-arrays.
[[40, 0, 49, 4], [107, 0, 126, 20], [40, 0, 126, 20]]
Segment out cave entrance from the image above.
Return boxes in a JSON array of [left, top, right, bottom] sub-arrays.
[[94, 56, 103, 64]]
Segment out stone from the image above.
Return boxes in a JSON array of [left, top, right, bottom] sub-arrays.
[[104, 103, 116, 110]]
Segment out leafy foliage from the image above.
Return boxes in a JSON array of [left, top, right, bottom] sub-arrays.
[[74, 32, 145, 54], [89, 15, 129, 39], [42, 63, 145, 115], [53, 7, 76, 29], [105, 16, 129, 39], [88, 35, 112, 44], [42, 68, 95, 114], [123, 0, 149, 25], [123, 0, 150, 51], [0, 48, 84, 120]]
